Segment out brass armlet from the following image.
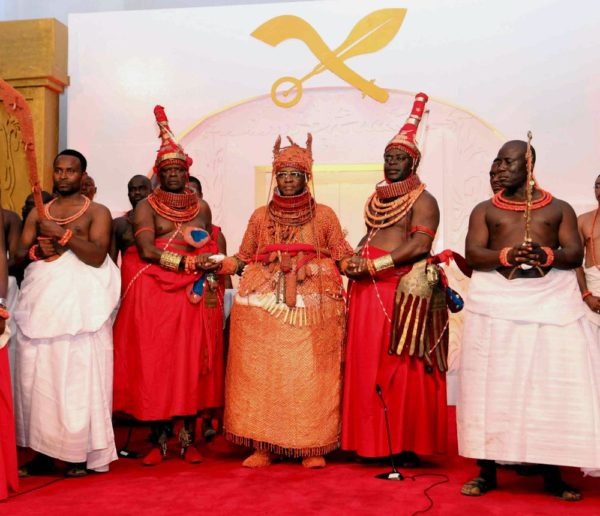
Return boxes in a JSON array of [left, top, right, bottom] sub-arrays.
[[372, 254, 395, 272], [159, 251, 183, 271]]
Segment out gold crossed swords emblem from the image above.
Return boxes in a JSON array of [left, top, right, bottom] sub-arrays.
[[251, 8, 407, 108]]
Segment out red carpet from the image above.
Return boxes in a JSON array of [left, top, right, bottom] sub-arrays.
[[4, 408, 599, 515]]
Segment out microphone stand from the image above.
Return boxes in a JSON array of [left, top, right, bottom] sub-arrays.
[[375, 384, 404, 480], [118, 426, 141, 459]]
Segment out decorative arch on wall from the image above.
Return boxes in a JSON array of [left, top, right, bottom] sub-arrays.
[[178, 87, 504, 379]]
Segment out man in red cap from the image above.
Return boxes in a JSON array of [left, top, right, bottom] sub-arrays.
[[219, 134, 353, 468], [341, 93, 448, 467], [112, 106, 224, 466]]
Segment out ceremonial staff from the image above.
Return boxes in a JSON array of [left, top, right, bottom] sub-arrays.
[[523, 130, 534, 245], [517, 130, 546, 277], [0, 79, 46, 219]]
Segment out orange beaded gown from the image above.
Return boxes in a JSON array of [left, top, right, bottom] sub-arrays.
[[224, 203, 352, 457]]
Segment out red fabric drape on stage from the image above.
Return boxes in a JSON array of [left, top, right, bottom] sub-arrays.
[[0, 346, 18, 499], [113, 231, 223, 421], [341, 245, 447, 457]]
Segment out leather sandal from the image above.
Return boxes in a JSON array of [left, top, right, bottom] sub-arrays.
[[544, 480, 582, 501], [461, 476, 496, 496], [65, 463, 88, 478]]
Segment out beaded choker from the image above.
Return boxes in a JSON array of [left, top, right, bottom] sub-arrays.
[[376, 174, 422, 199], [147, 187, 200, 222], [491, 188, 553, 212], [44, 195, 91, 225], [269, 188, 315, 226]]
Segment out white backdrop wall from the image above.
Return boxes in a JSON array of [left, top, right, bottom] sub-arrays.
[[67, 0, 600, 217], [1, 0, 314, 148], [66, 0, 600, 400]]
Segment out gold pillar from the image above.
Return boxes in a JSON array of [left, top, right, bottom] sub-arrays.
[[0, 18, 68, 212]]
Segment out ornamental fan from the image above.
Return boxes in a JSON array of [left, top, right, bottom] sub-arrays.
[[389, 259, 449, 372]]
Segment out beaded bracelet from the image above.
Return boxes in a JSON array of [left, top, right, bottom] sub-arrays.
[[540, 246, 554, 267], [0, 307, 9, 320], [217, 256, 239, 276], [184, 255, 197, 274], [582, 290, 593, 301], [58, 229, 73, 247], [499, 247, 512, 267], [28, 244, 41, 262], [338, 257, 350, 275]]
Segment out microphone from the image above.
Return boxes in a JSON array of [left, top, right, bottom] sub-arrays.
[[375, 383, 404, 480]]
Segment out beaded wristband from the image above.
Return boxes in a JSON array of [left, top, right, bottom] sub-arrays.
[[338, 257, 350, 275], [58, 229, 73, 247], [184, 255, 196, 274], [0, 307, 9, 320], [499, 247, 512, 267], [582, 290, 593, 301], [372, 254, 395, 272], [217, 256, 239, 276], [29, 244, 41, 262], [540, 246, 554, 267], [159, 251, 183, 271]]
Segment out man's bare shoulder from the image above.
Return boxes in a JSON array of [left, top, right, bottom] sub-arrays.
[[577, 208, 596, 224], [134, 198, 153, 214], [2, 209, 21, 225], [88, 201, 112, 226], [548, 196, 576, 216], [417, 190, 440, 209], [112, 215, 130, 231], [469, 199, 493, 216], [88, 201, 112, 219]]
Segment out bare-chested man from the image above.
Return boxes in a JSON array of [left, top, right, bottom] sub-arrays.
[[14, 149, 120, 477], [112, 106, 224, 466], [459, 140, 600, 500], [576, 174, 600, 315], [342, 93, 448, 467], [110, 174, 152, 262]]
